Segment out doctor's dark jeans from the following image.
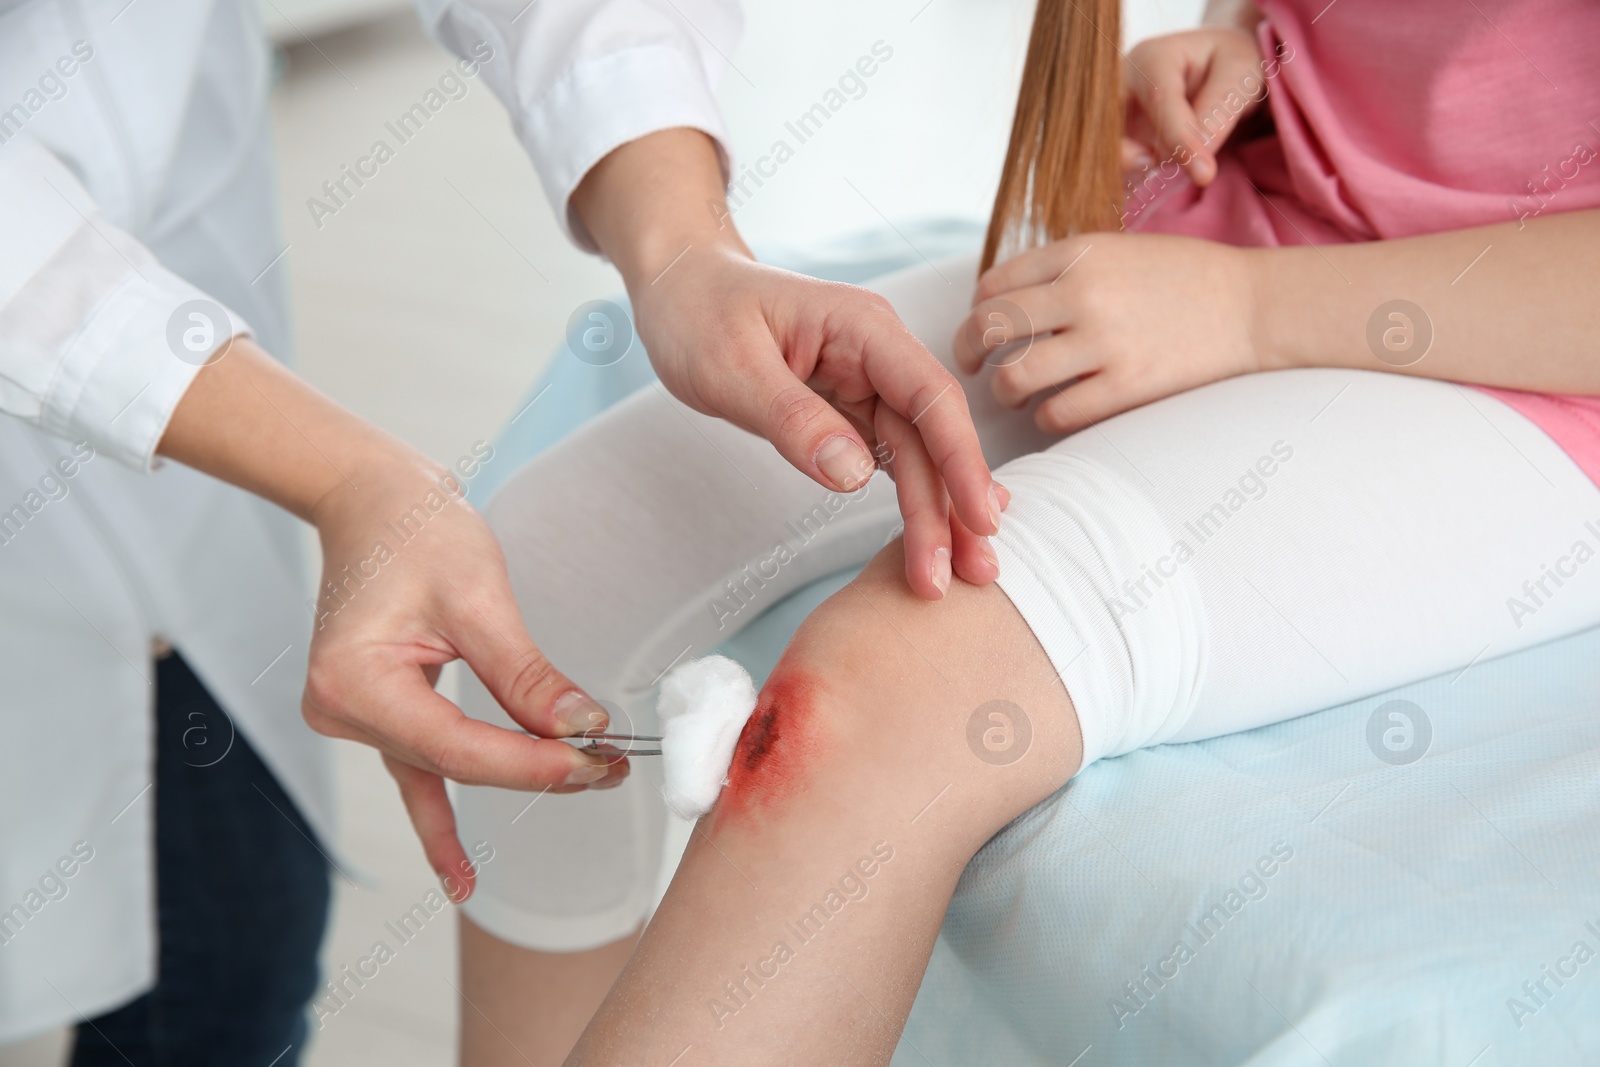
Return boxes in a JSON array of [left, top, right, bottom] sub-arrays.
[[70, 652, 330, 1067]]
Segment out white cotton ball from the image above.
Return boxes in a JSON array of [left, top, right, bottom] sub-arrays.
[[657, 655, 759, 820]]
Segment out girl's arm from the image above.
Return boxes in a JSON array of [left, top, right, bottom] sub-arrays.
[[958, 208, 1600, 436], [1253, 208, 1600, 394]]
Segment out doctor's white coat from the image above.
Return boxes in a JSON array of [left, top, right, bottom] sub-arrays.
[[0, 0, 737, 1041]]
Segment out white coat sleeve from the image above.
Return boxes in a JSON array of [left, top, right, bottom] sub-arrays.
[[412, 0, 742, 252], [0, 136, 251, 471]]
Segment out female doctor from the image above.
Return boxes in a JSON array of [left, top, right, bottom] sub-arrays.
[[0, 0, 993, 1062]]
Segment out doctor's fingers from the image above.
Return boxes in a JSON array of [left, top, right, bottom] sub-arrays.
[[855, 320, 996, 539], [947, 504, 1001, 588], [875, 405, 950, 599], [305, 676, 621, 792], [440, 577, 618, 743], [705, 342, 880, 496], [873, 404, 996, 597], [384, 756, 477, 897]]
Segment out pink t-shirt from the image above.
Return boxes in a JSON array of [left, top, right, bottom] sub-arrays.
[[1127, 0, 1600, 487]]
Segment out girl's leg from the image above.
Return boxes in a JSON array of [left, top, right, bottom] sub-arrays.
[[449, 381, 899, 1065], [570, 540, 1081, 1064], [569, 367, 1600, 1063], [453, 252, 1052, 1063], [457, 917, 638, 1066]]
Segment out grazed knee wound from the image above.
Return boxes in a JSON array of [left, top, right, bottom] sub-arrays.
[[717, 670, 825, 826], [657, 655, 759, 819]]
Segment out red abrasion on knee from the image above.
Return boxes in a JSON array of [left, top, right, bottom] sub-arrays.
[[714, 668, 829, 828]]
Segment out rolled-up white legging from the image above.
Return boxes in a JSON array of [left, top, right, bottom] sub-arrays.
[[454, 252, 1600, 951]]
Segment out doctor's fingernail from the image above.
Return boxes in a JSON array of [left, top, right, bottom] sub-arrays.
[[979, 538, 999, 569], [553, 690, 609, 735], [987, 485, 1002, 531], [565, 761, 610, 786], [816, 436, 873, 492], [995, 482, 1011, 511], [932, 547, 952, 595]]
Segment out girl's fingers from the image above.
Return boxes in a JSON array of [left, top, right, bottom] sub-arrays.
[[1128, 51, 1214, 185], [958, 284, 1075, 383], [971, 242, 1095, 313], [1123, 93, 1162, 156], [989, 324, 1099, 410], [1121, 136, 1157, 174], [1034, 373, 1132, 436], [1181, 58, 1267, 186], [955, 297, 1040, 374]]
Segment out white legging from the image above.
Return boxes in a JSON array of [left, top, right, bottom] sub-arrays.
[[454, 252, 1600, 950]]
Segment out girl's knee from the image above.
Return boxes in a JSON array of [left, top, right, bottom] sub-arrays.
[[707, 542, 1082, 846]]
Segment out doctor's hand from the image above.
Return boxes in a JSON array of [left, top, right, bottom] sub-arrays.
[[159, 339, 624, 899], [954, 232, 1261, 434], [574, 129, 1002, 599]]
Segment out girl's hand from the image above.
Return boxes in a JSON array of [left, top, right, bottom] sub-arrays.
[[1121, 26, 1268, 187], [953, 232, 1261, 434]]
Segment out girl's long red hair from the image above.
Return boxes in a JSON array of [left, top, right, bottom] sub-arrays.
[[982, 0, 1123, 272]]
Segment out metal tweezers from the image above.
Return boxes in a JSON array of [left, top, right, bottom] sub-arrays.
[[570, 732, 663, 756]]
